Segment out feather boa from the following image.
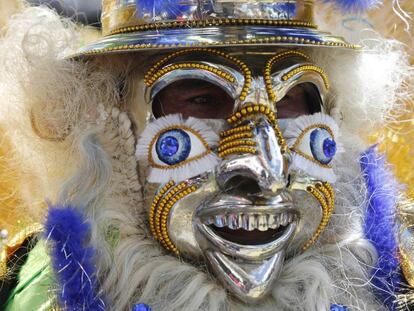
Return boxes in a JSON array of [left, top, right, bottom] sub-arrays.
[[44, 205, 105, 311], [360, 146, 403, 310]]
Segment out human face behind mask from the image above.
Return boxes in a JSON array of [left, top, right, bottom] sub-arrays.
[[135, 47, 341, 303]]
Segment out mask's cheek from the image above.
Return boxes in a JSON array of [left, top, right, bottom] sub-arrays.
[[287, 190, 323, 256], [168, 179, 217, 259]]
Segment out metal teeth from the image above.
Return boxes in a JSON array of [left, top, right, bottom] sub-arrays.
[[247, 215, 255, 231], [214, 215, 226, 228], [227, 214, 238, 229], [268, 215, 277, 229], [258, 215, 268, 231], [204, 212, 295, 231], [280, 213, 288, 226]]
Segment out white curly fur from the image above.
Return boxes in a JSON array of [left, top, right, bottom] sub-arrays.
[[1, 5, 411, 311]]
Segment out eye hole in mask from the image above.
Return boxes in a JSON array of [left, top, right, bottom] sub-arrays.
[[152, 79, 235, 119], [283, 112, 342, 183], [136, 114, 220, 183]]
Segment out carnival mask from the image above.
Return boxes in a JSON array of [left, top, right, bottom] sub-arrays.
[[136, 48, 342, 303]]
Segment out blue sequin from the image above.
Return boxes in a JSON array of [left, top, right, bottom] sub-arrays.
[[323, 138, 337, 158], [330, 303, 349, 311], [132, 303, 152, 311], [156, 129, 191, 165], [310, 128, 337, 165]]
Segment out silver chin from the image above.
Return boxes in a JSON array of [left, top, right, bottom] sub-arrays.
[[195, 199, 298, 302]]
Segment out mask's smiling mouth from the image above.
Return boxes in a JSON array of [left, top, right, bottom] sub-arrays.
[[202, 212, 297, 245], [195, 204, 298, 261]]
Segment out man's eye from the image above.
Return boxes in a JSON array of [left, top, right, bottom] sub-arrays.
[[152, 79, 234, 119], [191, 96, 211, 105]]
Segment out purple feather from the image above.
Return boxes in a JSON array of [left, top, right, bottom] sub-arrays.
[[360, 146, 403, 310], [323, 0, 383, 13], [45, 205, 105, 311]]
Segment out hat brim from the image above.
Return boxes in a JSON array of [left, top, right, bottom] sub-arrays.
[[70, 25, 359, 58]]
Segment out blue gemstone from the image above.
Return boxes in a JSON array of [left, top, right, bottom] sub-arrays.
[[160, 136, 179, 157], [330, 304, 349, 311], [132, 303, 152, 311], [323, 138, 337, 158]]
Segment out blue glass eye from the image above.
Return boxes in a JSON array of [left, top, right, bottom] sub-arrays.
[[156, 129, 191, 165], [310, 128, 337, 165]]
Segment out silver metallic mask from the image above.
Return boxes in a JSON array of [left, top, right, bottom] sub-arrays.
[[135, 48, 340, 303]]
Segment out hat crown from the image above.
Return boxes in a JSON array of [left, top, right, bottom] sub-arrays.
[[102, 0, 315, 35]]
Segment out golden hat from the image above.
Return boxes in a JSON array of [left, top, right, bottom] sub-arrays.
[[74, 0, 359, 57]]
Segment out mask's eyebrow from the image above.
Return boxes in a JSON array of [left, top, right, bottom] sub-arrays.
[[263, 50, 311, 103], [146, 61, 235, 87], [144, 48, 253, 101], [263, 50, 329, 107]]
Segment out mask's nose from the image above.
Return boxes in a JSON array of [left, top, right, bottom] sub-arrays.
[[216, 118, 289, 197]]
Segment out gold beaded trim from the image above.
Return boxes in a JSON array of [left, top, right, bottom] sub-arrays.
[[290, 123, 335, 168], [149, 181, 198, 254], [219, 146, 257, 157], [109, 19, 318, 36], [227, 104, 275, 125], [303, 182, 335, 250], [148, 125, 212, 170], [149, 181, 174, 238], [75, 37, 359, 59], [282, 65, 330, 89], [218, 139, 256, 152], [226, 104, 288, 153], [264, 50, 311, 102], [144, 48, 252, 101], [220, 125, 252, 137], [219, 131, 253, 145], [145, 62, 235, 87], [219, 124, 256, 157]]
